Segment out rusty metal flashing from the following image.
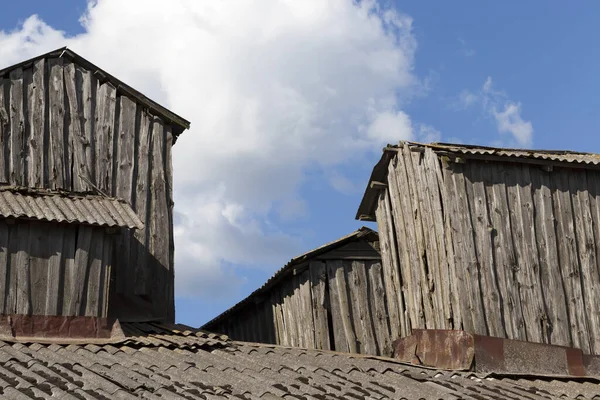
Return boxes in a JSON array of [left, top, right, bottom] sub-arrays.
[[0, 315, 125, 344], [393, 329, 600, 378]]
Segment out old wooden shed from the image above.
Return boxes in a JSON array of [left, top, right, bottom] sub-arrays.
[[0, 47, 188, 330], [202, 227, 403, 356], [357, 141, 600, 355]]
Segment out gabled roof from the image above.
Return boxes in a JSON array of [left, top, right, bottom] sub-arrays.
[[0, 47, 190, 137], [0, 322, 598, 399], [202, 227, 379, 329], [0, 186, 143, 229], [356, 141, 600, 221]]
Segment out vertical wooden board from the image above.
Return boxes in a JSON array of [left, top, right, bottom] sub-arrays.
[[165, 128, 175, 322], [374, 193, 402, 340], [531, 168, 571, 347], [5, 223, 18, 314], [570, 170, 600, 353], [298, 270, 315, 348], [465, 163, 504, 337], [29, 222, 49, 315], [326, 259, 357, 353], [309, 260, 330, 350], [0, 222, 9, 313], [45, 223, 64, 315], [85, 229, 105, 316], [588, 170, 600, 350], [552, 168, 590, 353], [115, 96, 137, 198], [271, 291, 282, 345], [9, 68, 25, 186], [99, 235, 112, 319], [423, 148, 453, 326], [14, 223, 31, 315], [64, 63, 88, 192], [131, 111, 152, 295], [347, 260, 377, 354], [94, 82, 117, 193], [402, 146, 436, 328], [389, 156, 423, 329], [67, 226, 93, 316], [27, 60, 45, 188], [274, 288, 289, 346], [60, 226, 77, 316], [76, 66, 96, 183], [282, 279, 298, 347], [0, 78, 9, 182], [367, 261, 392, 356], [292, 274, 306, 347], [505, 165, 545, 344], [48, 58, 66, 190]]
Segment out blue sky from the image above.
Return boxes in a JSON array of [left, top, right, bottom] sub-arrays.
[[1, 1, 599, 327]]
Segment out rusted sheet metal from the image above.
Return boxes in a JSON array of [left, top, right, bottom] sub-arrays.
[[0, 315, 125, 343], [393, 329, 600, 377]]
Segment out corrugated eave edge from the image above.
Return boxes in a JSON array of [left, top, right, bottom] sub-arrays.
[[0, 46, 190, 138], [356, 140, 600, 221], [201, 227, 379, 329]]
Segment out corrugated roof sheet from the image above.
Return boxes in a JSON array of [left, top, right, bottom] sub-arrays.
[[0, 186, 144, 230], [356, 141, 600, 221], [202, 227, 379, 330], [0, 322, 597, 399]]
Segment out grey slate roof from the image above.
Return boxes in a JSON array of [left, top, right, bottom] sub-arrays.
[[0, 321, 598, 399], [0, 186, 144, 230]]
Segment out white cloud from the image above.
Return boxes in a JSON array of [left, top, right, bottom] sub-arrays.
[[0, 0, 423, 298], [416, 124, 441, 143], [455, 76, 533, 146]]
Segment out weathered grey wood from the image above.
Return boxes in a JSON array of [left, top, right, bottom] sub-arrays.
[[115, 96, 136, 197], [45, 224, 63, 315], [29, 222, 48, 315], [531, 168, 571, 347], [588, 171, 600, 350], [0, 78, 8, 182], [5, 224, 18, 314], [466, 163, 503, 337], [274, 289, 288, 346], [553, 168, 590, 353], [347, 260, 377, 354], [85, 229, 104, 316], [0, 222, 9, 313], [570, 170, 600, 353], [375, 192, 402, 339], [281, 280, 297, 347], [327, 259, 356, 353], [367, 261, 392, 355], [271, 292, 282, 344], [9, 68, 25, 186], [76, 66, 96, 183], [298, 270, 315, 348], [48, 58, 65, 190], [505, 165, 545, 343], [132, 110, 152, 295], [165, 127, 175, 322], [27, 60, 45, 188], [68, 226, 93, 316], [15, 223, 31, 315], [94, 82, 117, 192], [64, 63, 88, 192], [309, 260, 330, 350]]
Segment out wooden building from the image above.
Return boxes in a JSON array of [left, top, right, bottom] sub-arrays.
[[202, 227, 402, 356], [357, 141, 600, 355], [0, 48, 189, 326]]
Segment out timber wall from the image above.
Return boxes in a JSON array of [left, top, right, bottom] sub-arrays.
[[0, 56, 175, 321], [0, 220, 112, 317], [376, 143, 600, 355], [206, 242, 396, 356]]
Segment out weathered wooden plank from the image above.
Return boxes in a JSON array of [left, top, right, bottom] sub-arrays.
[[274, 288, 288, 346], [60, 226, 77, 316], [309, 260, 330, 350], [165, 126, 175, 322], [367, 261, 392, 356], [94, 82, 117, 192], [45, 223, 64, 315], [115, 96, 137, 197], [531, 168, 571, 347], [465, 163, 504, 337], [281, 279, 298, 347], [27, 60, 45, 188], [552, 168, 590, 353], [505, 164, 545, 343], [29, 222, 49, 315], [571, 170, 600, 353], [271, 291, 282, 345], [15, 223, 31, 315], [0, 222, 9, 313], [374, 192, 402, 339], [48, 58, 66, 190], [0, 78, 9, 182], [292, 274, 307, 347], [64, 63, 88, 192], [588, 170, 600, 350], [76, 66, 96, 183], [131, 110, 152, 295], [67, 226, 93, 316], [85, 229, 104, 316], [326, 259, 356, 353], [9, 68, 25, 186], [346, 260, 377, 354], [5, 223, 18, 314]]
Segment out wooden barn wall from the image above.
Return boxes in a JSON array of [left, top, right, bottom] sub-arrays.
[[377, 143, 600, 355], [208, 242, 396, 356], [0, 220, 111, 317], [0, 57, 175, 321]]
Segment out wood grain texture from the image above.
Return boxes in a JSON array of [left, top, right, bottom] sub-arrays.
[[47, 59, 65, 190], [9, 68, 25, 187], [309, 260, 330, 350], [367, 261, 392, 355], [94, 82, 116, 192], [27, 60, 45, 188], [346, 260, 377, 354], [327, 259, 357, 353], [0, 78, 8, 182]]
